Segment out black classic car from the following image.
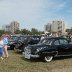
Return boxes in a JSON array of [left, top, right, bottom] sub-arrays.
[[23, 37, 72, 62], [14, 35, 41, 52]]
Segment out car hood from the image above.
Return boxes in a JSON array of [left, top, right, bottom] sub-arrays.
[[26, 43, 51, 50]]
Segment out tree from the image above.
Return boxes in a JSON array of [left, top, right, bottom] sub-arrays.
[[0, 30, 10, 37], [15, 29, 21, 34], [21, 29, 31, 35], [66, 29, 72, 34], [31, 28, 39, 35], [20, 28, 44, 35]]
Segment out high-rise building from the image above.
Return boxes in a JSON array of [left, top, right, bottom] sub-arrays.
[[2, 21, 19, 33], [10, 21, 19, 33], [2, 25, 11, 32], [51, 20, 66, 33], [45, 20, 67, 34], [45, 23, 51, 32]]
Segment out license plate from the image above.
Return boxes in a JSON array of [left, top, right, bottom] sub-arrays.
[[25, 53, 30, 59]]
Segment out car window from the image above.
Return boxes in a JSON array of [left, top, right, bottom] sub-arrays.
[[46, 39, 54, 45], [32, 37, 39, 40], [54, 40, 59, 45], [41, 39, 47, 44], [59, 39, 68, 45]]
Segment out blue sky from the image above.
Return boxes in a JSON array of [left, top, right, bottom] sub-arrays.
[[0, 0, 72, 31]]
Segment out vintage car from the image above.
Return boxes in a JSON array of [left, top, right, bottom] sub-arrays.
[[23, 37, 72, 62], [14, 35, 41, 52]]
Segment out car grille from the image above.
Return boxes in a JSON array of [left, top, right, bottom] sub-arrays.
[[25, 47, 31, 55]]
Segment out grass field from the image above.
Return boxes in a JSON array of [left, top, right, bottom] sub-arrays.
[[0, 50, 72, 72]]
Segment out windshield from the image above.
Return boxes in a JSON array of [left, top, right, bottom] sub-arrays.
[[19, 36, 25, 40], [10, 36, 18, 41], [19, 36, 30, 41], [39, 38, 54, 45]]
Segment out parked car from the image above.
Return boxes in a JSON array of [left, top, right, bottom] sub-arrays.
[[8, 35, 20, 50], [23, 37, 72, 62], [14, 35, 41, 52]]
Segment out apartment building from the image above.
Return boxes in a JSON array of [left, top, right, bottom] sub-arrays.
[[2, 21, 19, 33], [45, 23, 51, 32], [10, 21, 19, 33], [2, 25, 11, 32], [45, 20, 66, 34]]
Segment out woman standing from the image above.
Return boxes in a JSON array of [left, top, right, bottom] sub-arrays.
[[0, 37, 4, 60], [2, 35, 9, 58]]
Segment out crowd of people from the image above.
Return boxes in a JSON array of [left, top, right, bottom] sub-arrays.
[[0, 34, 9, 60], [41, 32, 72, 42]]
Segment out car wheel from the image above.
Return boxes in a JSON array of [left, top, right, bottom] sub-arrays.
[[44, 56, 53, 62]]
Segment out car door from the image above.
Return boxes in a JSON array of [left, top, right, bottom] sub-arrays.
[[58, 38, 70, 55]]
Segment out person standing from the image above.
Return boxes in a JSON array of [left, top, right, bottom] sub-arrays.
[[2, 35, 9, 58], [0, 37, 4, 60]]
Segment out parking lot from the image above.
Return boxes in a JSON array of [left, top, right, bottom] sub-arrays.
[[0, 50, 72, 72]]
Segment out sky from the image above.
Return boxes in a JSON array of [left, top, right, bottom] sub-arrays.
[[0, 0, 72, 31]]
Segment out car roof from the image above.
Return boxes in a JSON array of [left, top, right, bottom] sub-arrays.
[[44, 37, 67, 40]]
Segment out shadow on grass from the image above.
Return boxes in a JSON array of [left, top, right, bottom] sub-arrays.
[[13, 51, 22, 54], [21, 55, 72, 63], [21, 56, 44, 62], [53, 55, 72, 61]]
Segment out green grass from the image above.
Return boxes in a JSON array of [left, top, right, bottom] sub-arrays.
[[0, 50, 72, 72]]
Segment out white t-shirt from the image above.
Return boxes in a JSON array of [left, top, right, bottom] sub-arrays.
[[0, 40, 4, 48]]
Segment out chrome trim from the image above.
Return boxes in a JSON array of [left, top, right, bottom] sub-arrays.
[[23, 50, 39, 59], [30, 55, 39, 58], [42, 51, 58, 56], [24, 53, 39, 59], [56, 54, 72, 57]]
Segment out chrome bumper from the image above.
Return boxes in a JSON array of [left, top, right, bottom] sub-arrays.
[[22, 52, 39, 59]]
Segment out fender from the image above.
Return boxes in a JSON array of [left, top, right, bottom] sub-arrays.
[[39, 51, 58, 57]]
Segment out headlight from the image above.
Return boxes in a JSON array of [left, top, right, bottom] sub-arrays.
[[24, 46, 31, 51]]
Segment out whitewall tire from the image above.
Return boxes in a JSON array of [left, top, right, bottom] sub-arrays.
[[44, 56, 53, 62]]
